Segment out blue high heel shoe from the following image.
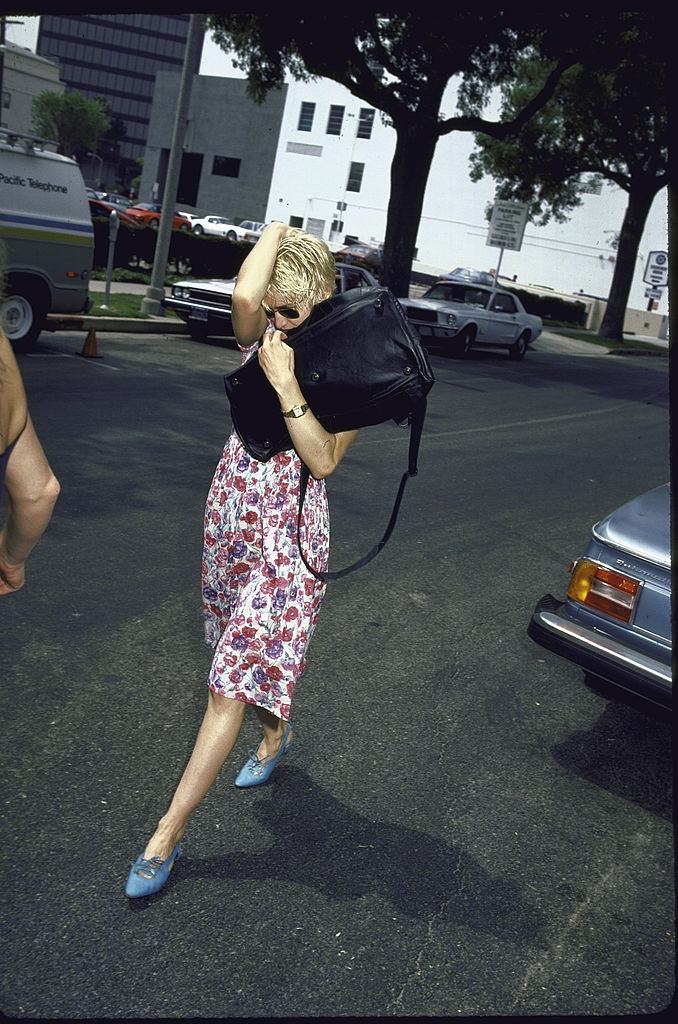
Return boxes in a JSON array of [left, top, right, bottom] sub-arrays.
[[125, 842, 182, 898], [235, 721, 293, 788]]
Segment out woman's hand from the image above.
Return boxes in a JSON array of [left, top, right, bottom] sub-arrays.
[[257, 328, 301, 407]]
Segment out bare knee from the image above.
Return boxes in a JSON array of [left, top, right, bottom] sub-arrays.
[[207, 689, 247, 720]]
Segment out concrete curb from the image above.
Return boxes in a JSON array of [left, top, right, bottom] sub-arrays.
[[45, 315, 186, 334], [607, 348, 669, 358]]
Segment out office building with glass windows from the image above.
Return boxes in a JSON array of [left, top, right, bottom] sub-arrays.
[[36, 13, 204, 189]]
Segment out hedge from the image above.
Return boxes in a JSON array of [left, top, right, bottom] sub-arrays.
[[503, 284, 588, 327], [91, 216, 252, 279]]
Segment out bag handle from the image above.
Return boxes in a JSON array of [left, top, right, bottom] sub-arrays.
[[296, 398, 427, 581]]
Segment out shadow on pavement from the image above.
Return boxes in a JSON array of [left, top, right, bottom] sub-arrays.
[[551, 698, 672, 821], [142, 766, 547, 940]]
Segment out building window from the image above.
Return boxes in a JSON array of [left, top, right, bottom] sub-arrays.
[[2, 91, 10, 109], [346, 161, 364, 192], [289, 216, 303, 228], [326, 104, 344, 135], [357, 107, 374, 139], [298, 101, 315, 131], [286, 141, 323, 157], [212, 155, 241, 178]]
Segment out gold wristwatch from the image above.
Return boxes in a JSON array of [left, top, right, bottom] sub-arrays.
[[282, 402, 309, 419]]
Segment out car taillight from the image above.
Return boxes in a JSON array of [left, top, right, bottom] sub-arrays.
[[566, 558, 640, 623]]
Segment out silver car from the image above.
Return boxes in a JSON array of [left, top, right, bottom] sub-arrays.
[[399, 279, 542, 359], [528, 483, 672, 712]]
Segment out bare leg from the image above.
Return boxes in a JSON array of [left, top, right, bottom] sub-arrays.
[[253, 706, 294, 760], [141, 690, 247, 861]]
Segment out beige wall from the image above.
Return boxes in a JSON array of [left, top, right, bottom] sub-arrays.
[[2, 43, 64, 137]]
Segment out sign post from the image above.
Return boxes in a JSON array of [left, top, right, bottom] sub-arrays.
[[642, 251, 667, 311], [486, 200, 529, 296]]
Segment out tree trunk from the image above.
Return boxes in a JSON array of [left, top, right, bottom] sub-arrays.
[[381, 122, 439, 298], [597, 185, 656, 340]]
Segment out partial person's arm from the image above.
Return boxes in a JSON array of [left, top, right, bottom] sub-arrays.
[[231, 222, 290, 348], [257, 328, 358, 479], [0, 415, 61, 595]]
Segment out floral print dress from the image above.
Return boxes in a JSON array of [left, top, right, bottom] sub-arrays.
[[202, 343, 330, 721]]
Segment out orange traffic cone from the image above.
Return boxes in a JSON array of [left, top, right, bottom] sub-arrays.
[[78, 326, 103, 358]]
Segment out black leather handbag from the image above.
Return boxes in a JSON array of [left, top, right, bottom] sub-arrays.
[[223, 285, 435, 580]]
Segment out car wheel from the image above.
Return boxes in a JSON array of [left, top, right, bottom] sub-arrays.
[[509, 331, 529, 360], [179, 224, 190, 232], [1, 284, 47, 350], [193, 224, 204, 235], [149, 218, 159, 230], [226, 230, 237, 242], [450, 326, 473, 359]]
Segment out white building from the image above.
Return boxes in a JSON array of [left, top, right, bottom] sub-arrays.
[[265, 76, 668, 316]]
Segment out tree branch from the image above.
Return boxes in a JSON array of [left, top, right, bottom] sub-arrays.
[[438, 57, 576, 139]]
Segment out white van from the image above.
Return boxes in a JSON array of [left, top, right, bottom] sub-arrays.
[[0, 129, 93, 348]]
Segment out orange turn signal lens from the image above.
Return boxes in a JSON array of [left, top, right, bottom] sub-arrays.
[[566, 558, 640, 622]]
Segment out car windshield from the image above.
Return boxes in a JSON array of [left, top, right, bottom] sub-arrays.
[[424, 283, 490, 308]]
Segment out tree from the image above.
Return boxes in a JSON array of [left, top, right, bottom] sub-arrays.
[[207, 13, 655, 298], [31, 89, 110, 159], [465, 38, 668, 340]]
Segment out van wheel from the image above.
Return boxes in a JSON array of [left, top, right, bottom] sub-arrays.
[[1, 287, 47, 350], [509, 332, 529, 360]]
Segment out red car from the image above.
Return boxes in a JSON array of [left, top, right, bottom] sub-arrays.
[[125, 203, 192, 231], [88, 198, 143, 229], [335, 242, 383, 277]]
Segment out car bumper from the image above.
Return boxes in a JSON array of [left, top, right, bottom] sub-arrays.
[[528, 594, 672, 709], [162, 297, 233, 334], [408, 322, 458, 339]]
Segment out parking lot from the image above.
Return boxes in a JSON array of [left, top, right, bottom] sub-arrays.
[[1, 328, 672, 1017]]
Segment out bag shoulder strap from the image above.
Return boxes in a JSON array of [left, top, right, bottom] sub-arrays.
[[296, 398, 427, 582]]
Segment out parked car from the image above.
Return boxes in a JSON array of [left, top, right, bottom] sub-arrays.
[[442, 266, 497, 287], [335, 242, 383, 277], [86, 186, 106, 200], [528, 483, 672, 713], [125, 203, 192, 231], [190, 215, 241, 240], [88, 198, 142, 229], [397, 279, 542, 359], [98, 192, 132, 210], [163, 262, 379, 340], [236, 219, 266, 242]]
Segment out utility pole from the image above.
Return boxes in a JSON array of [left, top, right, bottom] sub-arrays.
[[141, 13, 203, 316]]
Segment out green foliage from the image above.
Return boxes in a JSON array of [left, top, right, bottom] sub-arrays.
[[89, 217, 250, 279], [467, 33, 668, 226], [31, 89, 111, 157]]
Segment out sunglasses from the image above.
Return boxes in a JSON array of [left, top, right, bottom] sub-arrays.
[[262, 303, 301, 320]]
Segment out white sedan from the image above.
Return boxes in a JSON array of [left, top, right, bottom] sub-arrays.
[[398, 279, 543, 360], [191, 215, 241, 241]]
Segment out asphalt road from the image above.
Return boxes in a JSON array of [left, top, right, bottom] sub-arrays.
[[1, 328, 672, 1018]]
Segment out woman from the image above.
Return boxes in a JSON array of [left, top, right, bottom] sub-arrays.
[[126, 224, 358, 898], [0, 326, 61, 596]]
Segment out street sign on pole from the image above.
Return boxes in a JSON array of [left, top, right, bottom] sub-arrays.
[[486, 200, 529, 252], [643, 251, 668, 287], [644, 287, 662, 300]]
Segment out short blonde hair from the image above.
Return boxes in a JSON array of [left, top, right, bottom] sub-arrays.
[[266, 228, 335, 308]]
